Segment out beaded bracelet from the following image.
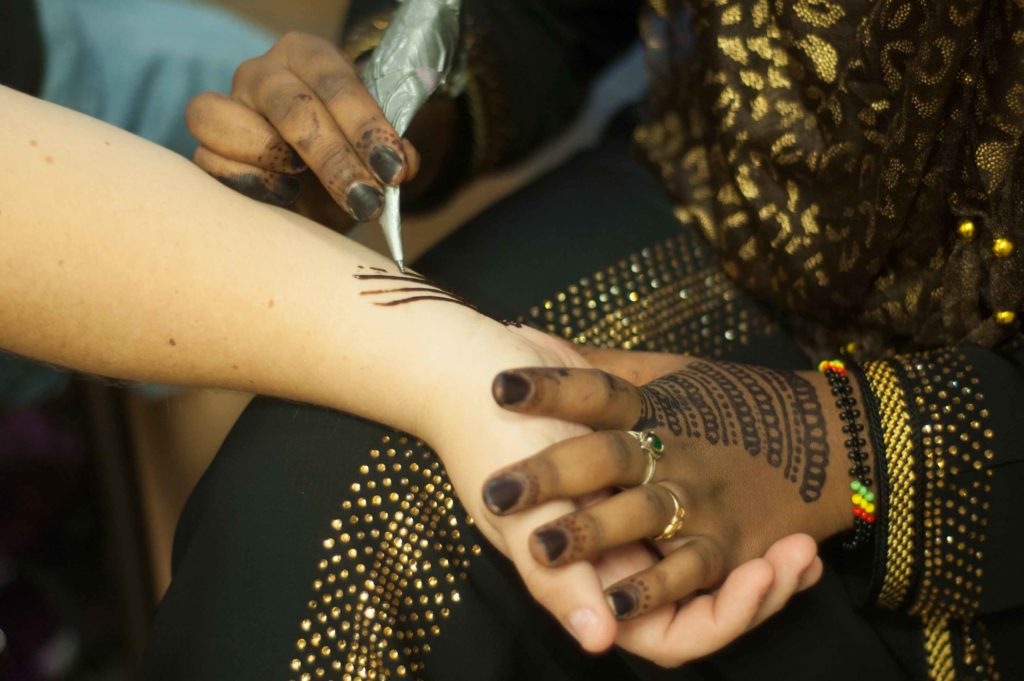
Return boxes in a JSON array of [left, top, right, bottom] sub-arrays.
[[818, 359, 875, 550]]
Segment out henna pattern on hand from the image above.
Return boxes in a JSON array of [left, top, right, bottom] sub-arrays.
[[354, 267, 479, 311], [635, 361, 829, 503]]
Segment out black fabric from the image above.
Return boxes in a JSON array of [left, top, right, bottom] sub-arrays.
[[0, 0, 45, 96]]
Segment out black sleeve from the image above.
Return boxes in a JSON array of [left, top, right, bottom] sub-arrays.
[[847, 341, 1024, 678], [0, 0, 46, 96]]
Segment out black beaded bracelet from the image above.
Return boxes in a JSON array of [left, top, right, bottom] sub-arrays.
[[818, 360, 875, 550]]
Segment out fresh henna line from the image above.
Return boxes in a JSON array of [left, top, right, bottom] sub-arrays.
[[372, 296, 476, 308], [354, 271, 480, 312]]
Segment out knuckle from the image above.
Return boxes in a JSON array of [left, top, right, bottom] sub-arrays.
[[232, 57, 264, 92], [692, 540, 723, 582], [531, 452, 560, 496], [643, 485, 669, 517], [604, 432, 635, 476], [278, 30, 312, 50], [317, 141, 358, 174], [184, 94, 211, 132], [259, 81, 314, 125], [279, 31, 335, 63], [574, 512, 603, 550], [321, 72, 366, 108]]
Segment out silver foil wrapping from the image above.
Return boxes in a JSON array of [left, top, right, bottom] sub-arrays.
[[361, 0, 462, 267]]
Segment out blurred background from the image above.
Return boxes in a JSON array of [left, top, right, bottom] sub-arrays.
[[0, 0, 645, 678]]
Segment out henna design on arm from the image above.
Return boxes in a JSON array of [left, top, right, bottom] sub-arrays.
[[353, 266, 479, 311], [635, 361, 830, 503]]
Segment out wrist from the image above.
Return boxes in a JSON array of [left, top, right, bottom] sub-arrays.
[[413, 319, 551, 447], [813, 365, 877, 542]]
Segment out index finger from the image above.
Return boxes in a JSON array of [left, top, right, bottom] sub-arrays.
[[279, 32, 410, 186], [492, 368, 643, 431]]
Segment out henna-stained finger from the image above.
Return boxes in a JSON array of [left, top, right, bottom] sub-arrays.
[[577, 347, 693, 386], [185, 92, 305, 174], [483, 431, 655, 515], [528, 482, 690, 568], [233, 62, 384, 222], [603, 535, 726, 621], [492, 367, 643, 430], [194, 145, 301, 207], [613, 556, 774, 667], [401, 139, 421, 183], [281, 36, 409, 186]]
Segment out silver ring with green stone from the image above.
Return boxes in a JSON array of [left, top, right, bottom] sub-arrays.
[[627, 430, 665, 485]]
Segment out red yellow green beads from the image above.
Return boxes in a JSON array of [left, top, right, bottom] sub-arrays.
[[851, 480, 876, 524], [818, 359, 847, 376]]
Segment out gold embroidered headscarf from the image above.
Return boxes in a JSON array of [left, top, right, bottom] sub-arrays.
[[636, 0, 1024, 358]]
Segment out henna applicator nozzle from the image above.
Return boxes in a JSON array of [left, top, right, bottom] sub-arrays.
[[361, 0, 463, 273]]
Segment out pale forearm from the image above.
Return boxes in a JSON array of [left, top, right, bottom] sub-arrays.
[[0, 85, 529, 441]]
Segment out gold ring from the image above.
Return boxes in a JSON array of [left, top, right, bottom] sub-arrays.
[[626, 430, 665, 485], [650, 484, 686, 541]]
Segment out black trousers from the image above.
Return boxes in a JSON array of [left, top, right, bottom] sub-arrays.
[[140, 126, 919, 681]]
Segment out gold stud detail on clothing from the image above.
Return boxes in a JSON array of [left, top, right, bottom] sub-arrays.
[[957, 220, 976, 241], [292, 435, 479, 681], [863, 361, 915, 609], [527, 233, 776, 356], [995, 310, 1016, 325], [992, 238, 1014, 258], [899, 351, 993, 620], [871, 350, 999, 677]]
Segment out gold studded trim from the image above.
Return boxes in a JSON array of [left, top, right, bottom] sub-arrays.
[[923, 614, 955, 681], [527, 234, 776, 357], [879, 349, 1002, 679], [896, 350, 993, 619], [863, 361, 916, 609], [291, 435, 480, 681]]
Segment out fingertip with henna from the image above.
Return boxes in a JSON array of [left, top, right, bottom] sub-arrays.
[[532, 527, 569, 564], [346, 183, 384, 221], [482, 473, 526, 514], [604, 587, 639, 620], [369, 146, 404, 185], [492, 371, 532, 406]]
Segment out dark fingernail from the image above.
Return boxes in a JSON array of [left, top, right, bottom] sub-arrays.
[[492, 372, 532, 406], [369, 146, 404, 184], [288, 148, 307, 172], [605, 587, 638, 619], [534, 527, 568, 563], [483, 474, 525, 514], [216, 173, 301, 207], [273, 174, 303, 205], [347, 183, 383, 221]]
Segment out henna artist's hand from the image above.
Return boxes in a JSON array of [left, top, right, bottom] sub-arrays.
[[185, 31, 423, 227], [482, 357, 865, 666]]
